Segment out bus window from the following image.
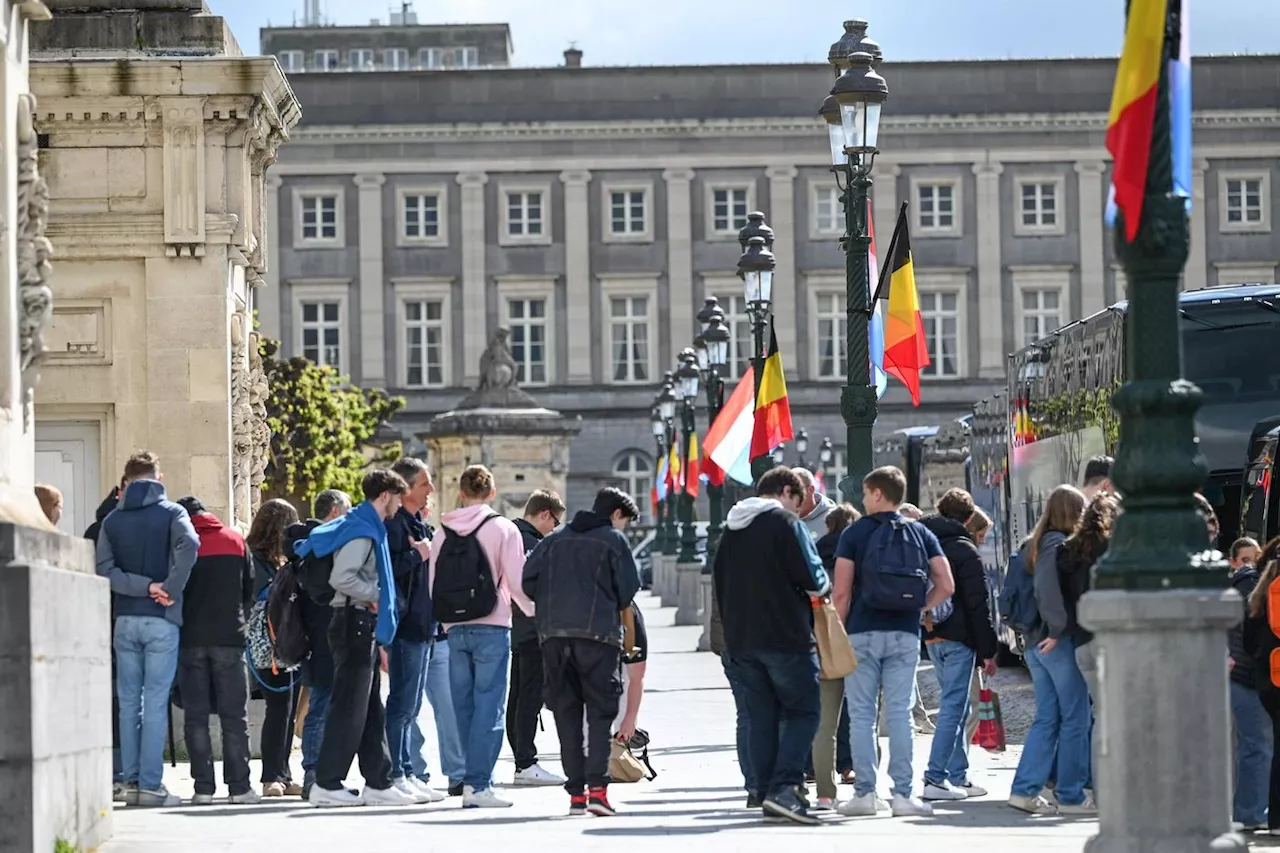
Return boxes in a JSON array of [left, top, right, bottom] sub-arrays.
[[1181, 305, 1280, 404]]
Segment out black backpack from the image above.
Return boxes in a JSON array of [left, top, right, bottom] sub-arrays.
[[297, 550, 337, 606], [859, 516, 931, 612], [432, 515, 498, 623], [266, 563, 310, 669]]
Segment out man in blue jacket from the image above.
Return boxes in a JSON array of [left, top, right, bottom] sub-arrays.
[[96, 451, 200, 807]]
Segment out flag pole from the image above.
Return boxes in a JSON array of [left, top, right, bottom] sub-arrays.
[[871, 201, 909, 304]]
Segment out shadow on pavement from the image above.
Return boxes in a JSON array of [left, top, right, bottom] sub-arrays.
[[647, 743, 736, 756], [161, 805, 306, 817], [908, 799, 1098, 829], [652, 786, 743, 794]]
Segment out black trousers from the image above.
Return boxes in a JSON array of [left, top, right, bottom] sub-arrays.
[[179, 646, 252, 795], [506, 639, 545, 771], [1260, 691, 1280, 829], [257, 667, 300, 784], [315, 607, 393, 792], [543, 638, 621, 794]]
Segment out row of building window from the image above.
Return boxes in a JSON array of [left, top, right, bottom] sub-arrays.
[[276, 47, 480, 73], [292, 172, 1276, 249]]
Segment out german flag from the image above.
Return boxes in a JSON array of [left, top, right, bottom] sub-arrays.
[[750, 325, 794, 459], [684, 434, 701, 498], [878, 206, 931, 406]]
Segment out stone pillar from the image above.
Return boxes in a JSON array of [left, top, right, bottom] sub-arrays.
[[873, 163, 901, 250], [675, 560, 703, 625], [696, 573, 713, 651], [354, 172, 386, 385], [660, 553, 680, 609], [1076, 161, 1108, 318], [457, 171, 488, 386], [766, 165, 799, 371], [1079, 589, 1244, 853], [560, 170, 591, 383], [258, 175, 283, 340], [1186, 160, 1209, 292], [663, 168, 695, 367], [973, 162, 1005, 378]]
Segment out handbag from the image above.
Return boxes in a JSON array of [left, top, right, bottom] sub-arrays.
[[812, 596, 858, 680], [609, 729, 657, 783], [971, 672, 1008, 752]]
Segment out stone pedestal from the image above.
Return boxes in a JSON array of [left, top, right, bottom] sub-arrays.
[[696, 573, 712, 651], [1078, 588, 1245, 853], [675, 560, 703, 626], [659, 554, 679, 608], [0, 523, 107, 853]]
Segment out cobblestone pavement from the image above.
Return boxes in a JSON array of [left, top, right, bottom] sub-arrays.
[[104, 593, 1095, 852]]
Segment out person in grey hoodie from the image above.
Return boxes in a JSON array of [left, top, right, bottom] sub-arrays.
[[793, 467, 836, 539], [1008, 484, 1091, 816]]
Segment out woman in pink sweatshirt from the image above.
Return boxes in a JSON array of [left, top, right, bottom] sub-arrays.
[[428, 465, 534, 809]]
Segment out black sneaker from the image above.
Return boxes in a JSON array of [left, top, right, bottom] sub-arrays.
[[448, 783, 464, 797], [569, 793, 588, 816], [762, 788, 821, 826], [746, 793, 763, 809]]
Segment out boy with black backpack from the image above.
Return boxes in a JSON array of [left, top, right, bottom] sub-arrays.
[[831, 466, 954, 819], [428, 464, 534, 809]]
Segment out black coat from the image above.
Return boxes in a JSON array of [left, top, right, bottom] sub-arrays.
[[920, 515, 999, 662], [285, 519, 334, 688], [1056, 542, 1097, 647], [512, 518, 544, 647], [1231, 567, 1262, 690], [386, 507, 435, 643]]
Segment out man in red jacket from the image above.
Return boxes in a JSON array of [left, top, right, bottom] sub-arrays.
[[176, 496, 259, 805]]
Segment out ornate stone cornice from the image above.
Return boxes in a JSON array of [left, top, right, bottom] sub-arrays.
[[287, 109, 1280, 146]]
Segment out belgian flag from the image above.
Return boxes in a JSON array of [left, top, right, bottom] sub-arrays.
[[878, 206, 931, 406], [749, 324, 794, 460]]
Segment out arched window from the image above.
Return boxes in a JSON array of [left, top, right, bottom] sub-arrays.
[[612, 450, 653, 522]]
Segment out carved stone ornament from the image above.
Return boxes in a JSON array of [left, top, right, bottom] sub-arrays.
[[230, 312, 252, 522], [248, 330, 271, 512], [16, 92, 53, 422], [456, 328, 539, 410]]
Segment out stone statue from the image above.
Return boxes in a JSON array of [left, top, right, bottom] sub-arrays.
[[457, 327, 538, 410], [247, 331, 270, 512], [230, 312, 252, 524], [16, 93, 53, 425]]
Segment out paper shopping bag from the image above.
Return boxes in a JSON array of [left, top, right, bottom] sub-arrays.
[[812, 597, 857, 680], [971, 673, 1008, 753]]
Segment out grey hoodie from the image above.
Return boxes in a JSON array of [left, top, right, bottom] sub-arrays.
[[800, 494, 837, 539], [1030, 529, 1070, 645]]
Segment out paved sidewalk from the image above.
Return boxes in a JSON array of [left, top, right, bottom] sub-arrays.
[[104, 593, 1097, 852]]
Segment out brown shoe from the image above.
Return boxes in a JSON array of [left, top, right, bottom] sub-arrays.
[[840, 770, 856, 785], [283, 781, 304, 797], [263, 782, 286, 797]]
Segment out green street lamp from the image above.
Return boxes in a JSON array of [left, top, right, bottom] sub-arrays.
[[821, 40, 888, 510], [737, 231, 777, 484], [794, 427, 810, 469], [772, 444, 786, 465], [818, 436, 834, 489], [656, 375, 679, 556], [676, 353, 701, 563], [697, 301, 731, 571]]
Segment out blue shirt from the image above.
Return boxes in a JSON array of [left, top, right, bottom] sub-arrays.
[[835, 511, 944, 636]]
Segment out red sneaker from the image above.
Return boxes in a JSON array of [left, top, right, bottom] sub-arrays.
[[569, 794, 588, 816], [587, 787, 616, 817]]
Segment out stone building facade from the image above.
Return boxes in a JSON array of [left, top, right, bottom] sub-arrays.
[[258, 22, 1280, 514]]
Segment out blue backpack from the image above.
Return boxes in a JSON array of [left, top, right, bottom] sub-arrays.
[[998, 546, 1039, 634], [860, 516, 931, 612]]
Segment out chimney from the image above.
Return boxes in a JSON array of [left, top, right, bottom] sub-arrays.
[[563, 46, 583, 68]]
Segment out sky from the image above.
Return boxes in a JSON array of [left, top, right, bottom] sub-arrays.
[[224, 0, 1280, 66]]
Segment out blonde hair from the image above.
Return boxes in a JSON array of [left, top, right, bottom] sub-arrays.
[[459, 465, 495, 501], [965, 507, 992, 537], [34, 484, 62, 523], [1027, 485, 1086, 570]]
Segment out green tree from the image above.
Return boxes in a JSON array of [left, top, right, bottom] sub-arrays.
[[258, 338, 405, 512]]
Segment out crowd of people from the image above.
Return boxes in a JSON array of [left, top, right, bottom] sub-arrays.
[[90, 450, 646, 814]]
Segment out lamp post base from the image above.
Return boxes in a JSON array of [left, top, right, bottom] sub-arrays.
[[659, 554, 680, 608], [674, 561, 703, 626], [696, 573, 713, 651], [1078, 588, 1245, 853]]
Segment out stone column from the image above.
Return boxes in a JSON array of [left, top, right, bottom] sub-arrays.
[[973, 162, 1004, 378], [258, 175, 283, 340], [1079, 589, 1244, 853], [1186, 160, 1209, 292], [675, 560, 703, 625], [660, 553, 680, 609], [457, 171, 488, 386], [663, 168, 695, 367], [560, 170, 592, 383], [1076, 161, 1108, 318], [873, 163, 901, 250], [354, 172, 386, 385], [696, 573, 713, 651], [767, 165, 799, 371]]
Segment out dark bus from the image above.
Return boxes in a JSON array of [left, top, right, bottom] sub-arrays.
[[1241, 419, 1280, 544]]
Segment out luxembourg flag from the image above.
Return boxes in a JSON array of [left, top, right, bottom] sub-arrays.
[[868, 200, 888, 399], [702, 365, 757, 487]]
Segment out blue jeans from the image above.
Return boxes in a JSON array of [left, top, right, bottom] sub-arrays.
[[301, 684, 332, 774], [1232, 681, 1273, 825], [725, 650, 821, 799], [412, 637, 466, 785], [926, 640, 976, 786], [1012, 637, 1091, 805], [113, 615, 180, 792], [721, 654, 757, 794], [385, 637, 430, 779], [448, 625, 511, 792], [845, 630, 920, 798]]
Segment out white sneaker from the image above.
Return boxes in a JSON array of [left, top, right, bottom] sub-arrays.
[[1058, 794, 1097, 816], [135, 786, 182, 807], [309, 786, 365, 808], [890, 795, 934, 817], [190, 793, 215, 806], [837, 792, 881, 816], [462, 785, 513, 809], [513, 764, 566, 787], [813, 796, 835, 812], [1232, 821, 1268, 833], [228, 790, 262, 805], [391, 777, 432, 804], [921, 780, 967, 801], [956, 780, 988, 799], [1009, 793, 1058, 815], [408, 777, 446, 803], [364, 784, 418, 806]]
